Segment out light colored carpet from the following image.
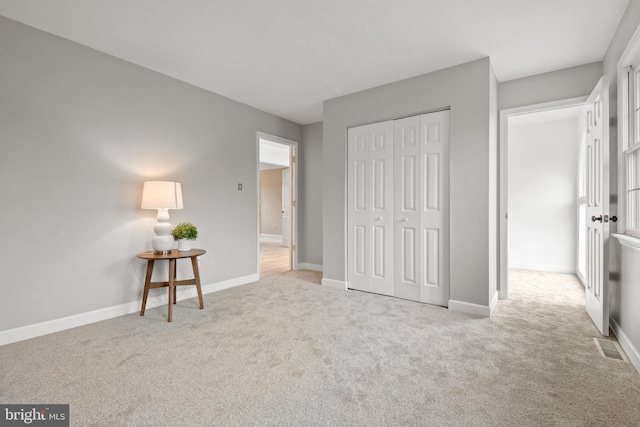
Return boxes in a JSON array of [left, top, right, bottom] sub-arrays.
[[1, 269, 639, 426]]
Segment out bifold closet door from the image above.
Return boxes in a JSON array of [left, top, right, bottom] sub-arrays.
[[347, 110, 449, 306], [393, 111, 449, 305], [347, 121, 394, 295]]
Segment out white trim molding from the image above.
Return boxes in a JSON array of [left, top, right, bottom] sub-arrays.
[[610, 316, 640, 373], [0, 273, 259, 347], [298, 263, 323, 272], [321, 278, 346, 290], [448, 299, 491, 317], [612, 233, 640, 251]]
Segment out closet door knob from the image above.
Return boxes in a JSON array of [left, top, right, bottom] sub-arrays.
[[591, 215, 603, 223], [375, 216, 383, 221], [402, 217, 409, 222]]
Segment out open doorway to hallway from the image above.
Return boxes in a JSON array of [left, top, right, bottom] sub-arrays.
[[501, 100, 587, 297], [258, 134, 298, 279]]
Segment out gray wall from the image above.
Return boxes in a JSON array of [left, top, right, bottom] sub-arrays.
[[299, 122, 323, 266], [603, 0, 640, 360], [0, 17, 302, 331], [323, 58, 494, 307], [498, 62, 603, 110]]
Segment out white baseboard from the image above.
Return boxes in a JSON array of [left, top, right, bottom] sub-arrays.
[[321, 278, 346, 290], [260, 233, 281, 238], [489, 292, 500, 315], [297, 263, 323, 272], [0, 273, 258, 347], [448, 299, 490, 317], [509, 263, 575, 274], [610, 316, 640, 374]]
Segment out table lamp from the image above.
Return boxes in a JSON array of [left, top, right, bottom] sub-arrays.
[[141, 181, 183, 253]]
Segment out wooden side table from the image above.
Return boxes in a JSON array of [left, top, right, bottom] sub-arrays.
[[137, 249, 206, 322]]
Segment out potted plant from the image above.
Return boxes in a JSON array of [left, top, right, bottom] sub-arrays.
[[171, 222, 198, 251]]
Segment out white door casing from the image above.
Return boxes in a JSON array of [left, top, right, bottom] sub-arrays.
[[348, 110, 449, 306], [282, 167, 291, 248], [585, 76, 610, 336], [347, 121, 395, 295]]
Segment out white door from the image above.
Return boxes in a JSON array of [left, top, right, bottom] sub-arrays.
[[585, 76, 610, 336], [347, 121, 394, 295], [282, 168, 291, 248], [394, 115, 421, 301], [419, 111, 450, 305], [393, 112, 449, 305]]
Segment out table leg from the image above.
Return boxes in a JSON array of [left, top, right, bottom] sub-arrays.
[[173, 261, 177, 304], [191, 256, 204, 309], [168, 259, 176, 322], [140, 260, 154, 316]]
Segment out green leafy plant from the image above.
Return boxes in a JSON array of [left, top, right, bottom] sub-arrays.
[[171, 222, 198, 241]]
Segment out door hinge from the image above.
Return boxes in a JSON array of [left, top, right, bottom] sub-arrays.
[[291, 156, 296, 163], [292, 200, 296, 207], [292, 244, 296, 251]]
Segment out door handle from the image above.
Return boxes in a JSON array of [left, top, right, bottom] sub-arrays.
[[611, 216, 618, 222], [402, 217, 409, 222], [591, 215, 603, 223], [375, 216, 383, 221]]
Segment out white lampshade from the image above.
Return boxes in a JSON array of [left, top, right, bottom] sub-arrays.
[[141, 181, 183, 210]]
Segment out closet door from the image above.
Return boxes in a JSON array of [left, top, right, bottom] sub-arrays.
[[394, 110, 449, 306], [419, 110, 449, 306], [347, 121, 394, 295], [394, 115, 421, 301]]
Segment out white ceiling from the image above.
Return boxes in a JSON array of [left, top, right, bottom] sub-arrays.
[[0, 0, 629, 125]]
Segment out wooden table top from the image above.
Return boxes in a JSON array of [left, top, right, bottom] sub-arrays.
[[137, 249, 206, 260]]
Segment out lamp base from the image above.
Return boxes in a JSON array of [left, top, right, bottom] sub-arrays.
[[151, 210, 174, 253], [152, 235, 174, 253]]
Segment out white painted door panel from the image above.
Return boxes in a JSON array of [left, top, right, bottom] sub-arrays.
[[347, 121, 394, 295], [419, 111, 449, 306], [394, 115, 421, 301], [585, 77, 609, 336]]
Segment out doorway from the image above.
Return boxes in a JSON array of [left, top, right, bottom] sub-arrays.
[[257, 133, 298, 278], [499, 97, 587, 299]]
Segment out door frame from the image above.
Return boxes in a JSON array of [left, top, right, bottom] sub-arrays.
[[256, 132, 299, 275], [498, 96, 587, 299]]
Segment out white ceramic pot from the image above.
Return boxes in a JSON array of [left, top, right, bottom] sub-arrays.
[[177, 239, 192, 251]]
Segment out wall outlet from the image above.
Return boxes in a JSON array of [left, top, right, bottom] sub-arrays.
[[238, 183, 243, 191]]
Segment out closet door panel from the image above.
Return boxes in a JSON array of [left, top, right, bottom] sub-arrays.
[[394, 115, 421, 301], [420, 111, 450, 306], [368, 121, 394, 295], [347, 121, 394, 295], [347, 127, 370, 292]]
